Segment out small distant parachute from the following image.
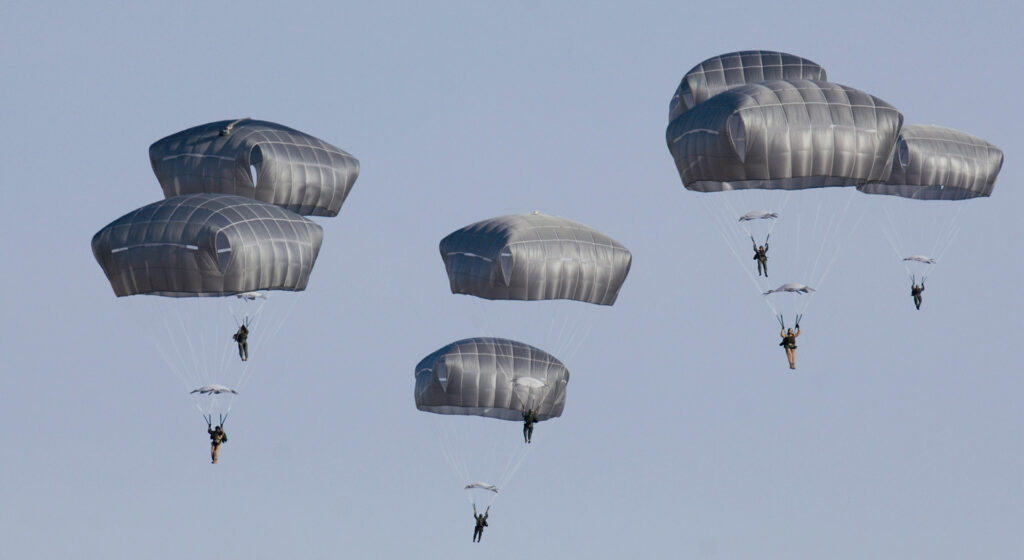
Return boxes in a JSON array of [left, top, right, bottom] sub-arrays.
[[236, 292, 268, 301], [191, 385, 238, 395], [465, 482, 499, 493], [149, 118, 360, 217], [415, 338, 569, 422], [903, 255, 936, 265], [440, 213, 631, 306], [764, 283, 815, 295], [738, 210, 778, 222], [514, 377, 546, 389], [668, 50, 828, 122]]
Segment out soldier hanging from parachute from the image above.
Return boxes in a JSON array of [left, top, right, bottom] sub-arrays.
[[752, 234, 769, 277], [778, 315, 802, 370]]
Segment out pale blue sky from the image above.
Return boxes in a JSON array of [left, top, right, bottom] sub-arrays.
[[1, 1, 1021, 558]]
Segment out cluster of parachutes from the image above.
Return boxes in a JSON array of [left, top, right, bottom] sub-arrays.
[[91, 118, 359, 418], [415, 212, 631, 501], [666, 51, 1003, 326]]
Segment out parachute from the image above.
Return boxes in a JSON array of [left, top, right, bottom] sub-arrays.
[[415, 338, 569, 422], [92, 194, 323, 297], [92, 193, 323, 421], [669, 50, 828, 122], [858, 125, 1003, 201], [764, 283, 815, 295], [149, 118, 360, 217], [416, 338, 569, 509], [667, 79, 903, 191], [191, 385, 238, 395], [739, 211, 778, 222], [440, 213, 632, 306], [856, 124, 1003, 285]]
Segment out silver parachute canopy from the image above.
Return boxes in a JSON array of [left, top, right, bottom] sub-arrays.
[[414, 338, 569, 422], [440, 213, 632, 305], [191, 385, 238, 395], [91, 194, 323, 297], [738, 210, 778, 221], [669, 50, 828, 122], [903, 255, 936, 264], [857, 124, 1003, 200], [764, 283, 815, 295], [149, 118, 360, 217], [666, 79, 903, 192]]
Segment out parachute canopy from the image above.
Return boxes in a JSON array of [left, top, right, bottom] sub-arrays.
[[667, 79, 903, 192], [903, 255, 936, 264], [739, 210, 778, 222], [465, 482, 499, 493], [191, 385, 238, 395], [857, 124, 1003, 200], [149, 118, 360, 217], [440, 213, 632, 305], [764, 283, 815, 295], [92, 194, 323, 297], [415, 338, 569, 421], [669, 50, 828, 122]]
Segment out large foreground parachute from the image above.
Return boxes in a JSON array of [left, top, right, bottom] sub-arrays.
[[440, 213, 632, 306], [667, 79, 903, 191], [92, 194, 323, 297], [857, 124, 1003, 200], [415, 338, 569, 421], [669, 50, 828, 122], [149, 118, 360, 217]]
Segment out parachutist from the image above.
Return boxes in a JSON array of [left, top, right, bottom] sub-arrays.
[[911, 281, 924, 310], [207, 424, 227, 464], [752, 236, 769, 277], [521, 408, 539, 443], [472, 505, 489, 542], [233, 324, 249, 361], [779, 326, 800, 369]]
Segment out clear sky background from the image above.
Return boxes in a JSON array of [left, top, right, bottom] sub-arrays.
[[2, 1, 1021, 558]]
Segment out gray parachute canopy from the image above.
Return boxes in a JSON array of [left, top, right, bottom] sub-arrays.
[[666, 80, 903, 192], [415, 338, 569, 422], [92, 194, 323, 297], [669, 50, 828, 122], [440, 213, 632, 305], [857, 124, 1003, 200], [149, 118, 360, 217]]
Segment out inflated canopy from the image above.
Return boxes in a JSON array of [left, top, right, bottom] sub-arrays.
[[857, 124, 1003, 200], [903, 255, 936, 264], [669, 50, 827, 122], [440, 213, 632, 305], [191, 385, 238, 395], [92, 194, 323, 297], [149, 118, 360, 217], [667, 79, 903, 192], [764, 283, 815, 295], [739, 210, 778, 221], [415, 338, 569, 422]]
